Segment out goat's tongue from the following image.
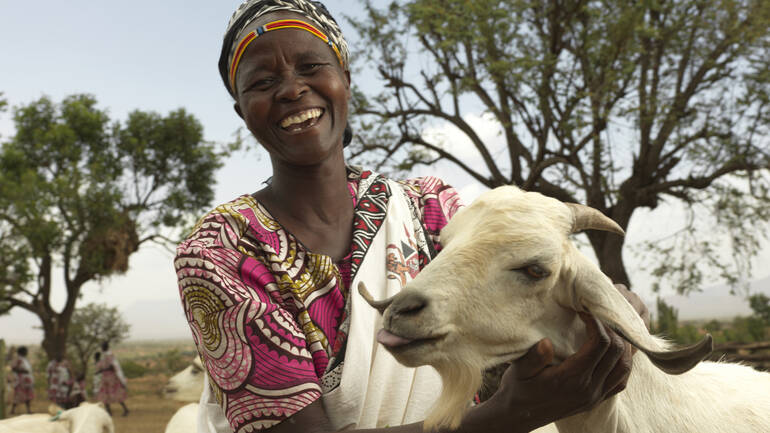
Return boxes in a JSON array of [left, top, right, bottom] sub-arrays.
[[377, 328, 413, 347]]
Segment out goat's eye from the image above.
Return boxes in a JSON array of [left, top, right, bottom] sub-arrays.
[[514, 264, 549, 280]]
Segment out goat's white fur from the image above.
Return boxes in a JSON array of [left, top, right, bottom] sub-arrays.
[[361, 185, 770, 433], [164, 402, 199, 433], [0, 402, 114, 433], [163, 357, 204, 433]]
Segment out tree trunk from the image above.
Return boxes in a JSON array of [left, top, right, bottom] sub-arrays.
[[0, 339, 6, 419], [593, 232, 631, 288], [40, 314, 69, 362], [586, 202, 634, 289]]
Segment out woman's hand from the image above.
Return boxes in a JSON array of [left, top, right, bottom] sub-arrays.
[[469, 314, 629, 433], [473, 284, 649, 433]]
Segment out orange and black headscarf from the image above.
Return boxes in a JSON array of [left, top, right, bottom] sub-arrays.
[[219, 0, 350, 98]]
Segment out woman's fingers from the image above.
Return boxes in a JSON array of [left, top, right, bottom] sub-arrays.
[[563, 313, 611, 373], [553, 313, 630, 406], [494, 312, 636, 425], [575, 312, 632, 399], [591, 326, 627, 392], [602, 338, 633, 397], [513, 338, 554, 380]]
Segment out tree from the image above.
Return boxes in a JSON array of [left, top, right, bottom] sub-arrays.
[[653, 297, 679, 339], [749, 293, 770, 324], [0, 94, 225, 360], [67, 303, 130, 377], [348, 0, 770, 293]]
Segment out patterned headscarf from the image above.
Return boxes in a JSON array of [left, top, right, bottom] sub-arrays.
[[219, 0, 350, 97]]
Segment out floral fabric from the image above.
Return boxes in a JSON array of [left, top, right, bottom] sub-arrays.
[[175, 167, 461, 432], [46, 360, 72, 405], [11, 356, 35, 404]]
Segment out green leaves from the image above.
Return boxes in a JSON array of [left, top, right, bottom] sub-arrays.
[[0, 94, 225, 359], [67, 302, 131, 376]]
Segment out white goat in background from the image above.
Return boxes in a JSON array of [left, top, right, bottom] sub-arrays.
[[163, 356, 205, 402], [163, 356, 205, 433], [0, 402, 114, 433], [360, 185, 770, 433]]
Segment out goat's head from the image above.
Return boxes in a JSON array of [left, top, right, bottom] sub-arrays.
[[162, 356, 205, 402], [359, 186, 712, 430]]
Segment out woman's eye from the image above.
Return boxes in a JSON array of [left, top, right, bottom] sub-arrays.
[[300, 63, 323, 73], [247, 78, 274, 91]]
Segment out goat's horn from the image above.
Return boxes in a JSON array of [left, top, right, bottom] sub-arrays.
[[357, 282, 395, 315], [565, 203, 625, 236]]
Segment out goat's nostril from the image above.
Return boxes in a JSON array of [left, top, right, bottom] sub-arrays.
[[392, 293, 428, 316]]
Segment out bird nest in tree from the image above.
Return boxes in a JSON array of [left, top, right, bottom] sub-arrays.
[[79, 216, 139, 275]]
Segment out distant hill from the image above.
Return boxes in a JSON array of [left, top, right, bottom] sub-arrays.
[[656, 274, 770, 321]]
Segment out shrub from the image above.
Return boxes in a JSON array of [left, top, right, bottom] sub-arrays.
[[121, 360, 148, 378]]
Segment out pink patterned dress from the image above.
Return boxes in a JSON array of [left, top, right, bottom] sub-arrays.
[[46, 359, 72, 405], [175, 167, 462, 432], [11, 356, 35, 404], [95, 351, 127, 404]]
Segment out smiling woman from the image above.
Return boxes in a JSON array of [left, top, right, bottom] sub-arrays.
[[231, 13, 351, 169], [172, 1, 645, 433]]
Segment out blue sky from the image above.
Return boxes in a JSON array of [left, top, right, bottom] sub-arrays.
[[1, 1, 768, 343]]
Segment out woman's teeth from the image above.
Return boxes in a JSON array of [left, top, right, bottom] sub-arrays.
[[280, 108, 323, 130]]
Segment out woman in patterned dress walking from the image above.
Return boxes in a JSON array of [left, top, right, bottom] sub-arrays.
[[10, 346, 34, 414], [95, 341, 129, 416], [46, 354, 72, 407]]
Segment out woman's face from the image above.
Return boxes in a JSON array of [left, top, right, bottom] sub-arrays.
[[233, 13, 351, 167]]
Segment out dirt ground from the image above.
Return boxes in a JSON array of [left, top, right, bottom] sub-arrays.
[[111, 373, 191, 433]]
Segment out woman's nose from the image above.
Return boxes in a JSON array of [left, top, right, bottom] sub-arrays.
[[275, 74, 308, 101]]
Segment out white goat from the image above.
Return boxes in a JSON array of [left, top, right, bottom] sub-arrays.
[[0, 402, 114, 433], [164, 402, 198, 433], [162, 356, 205, 402], [163, 357, 204, 433], [360, 185, 770, 433]]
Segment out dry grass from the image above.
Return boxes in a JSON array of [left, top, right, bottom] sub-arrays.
[[111, 373, 191, 433]]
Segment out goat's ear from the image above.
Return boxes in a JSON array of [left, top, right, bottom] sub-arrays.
[[563, 254, 713, 375]]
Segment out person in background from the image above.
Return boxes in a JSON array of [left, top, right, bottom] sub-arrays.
[[174, 1, 649, 432], [92, 351, 102, 397], [46, 353, 72, 408], [10, 346, 34, 414], [95, 341, 129, 416], [69, 372, 88, 407]]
